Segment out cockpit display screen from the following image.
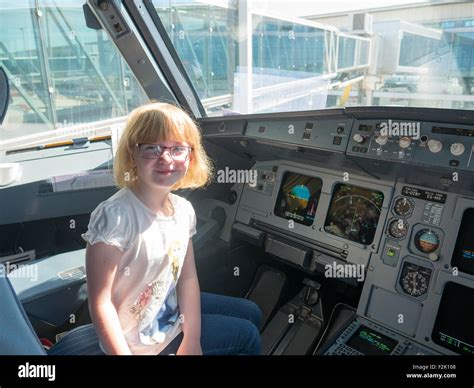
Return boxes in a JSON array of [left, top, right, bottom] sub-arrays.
[[432, 282, 474, 355], [451, 208, 474, 276], [347, 325, 398, 355], [274, 172, 322, 226], [324, 183, 384, 245]]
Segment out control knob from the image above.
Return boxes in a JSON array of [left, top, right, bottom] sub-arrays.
[[375, 135, 388, 146], [353, 133, 365, 144], [450, 143, 465, 156], [399, 137, 411, 149], [427, 139, 443, 153]]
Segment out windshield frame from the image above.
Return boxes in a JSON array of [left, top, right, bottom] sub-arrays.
[[125, 0, 207, 118]]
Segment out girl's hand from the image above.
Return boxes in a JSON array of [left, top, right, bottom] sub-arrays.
[[176, 337, 202, 355]]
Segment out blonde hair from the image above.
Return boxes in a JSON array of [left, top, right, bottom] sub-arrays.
[[114, 102, 213, 190]]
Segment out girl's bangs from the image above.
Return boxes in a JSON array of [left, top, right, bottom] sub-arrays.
[[133, 111, 193, 146]]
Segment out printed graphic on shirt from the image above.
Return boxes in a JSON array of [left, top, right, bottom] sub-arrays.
[[138, 285, 179, 345], [155, 286, 179, 335], [129, 277, 179, 345], [129, 279, 166, 323], [168, 240, 185, 282], [128, 239, 187, 345]]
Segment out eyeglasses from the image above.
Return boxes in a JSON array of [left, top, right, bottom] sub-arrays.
[[136, 143, 193, 160]]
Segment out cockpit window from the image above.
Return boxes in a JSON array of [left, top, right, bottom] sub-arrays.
[[0, 0, 148, 143], [150, 0, 474, 116]]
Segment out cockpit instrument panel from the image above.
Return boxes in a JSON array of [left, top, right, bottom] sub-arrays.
[[324, 183, 384, 245], [432, 282, 474, 355], [399, 261, 432, 298], [451, 208, 474, 276], [274, 172, 323, 226]]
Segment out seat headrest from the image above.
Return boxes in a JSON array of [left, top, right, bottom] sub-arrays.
[[0, 66, 10, 125]]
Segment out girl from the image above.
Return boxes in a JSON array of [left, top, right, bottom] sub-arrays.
[[82, 102, 261, 355]]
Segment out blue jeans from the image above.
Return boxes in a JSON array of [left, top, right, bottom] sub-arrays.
[[160, 292, 262, 355]]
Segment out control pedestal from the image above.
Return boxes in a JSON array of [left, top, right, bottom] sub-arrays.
[[323, 316, 438, 355], [261, 279, 324, 355]]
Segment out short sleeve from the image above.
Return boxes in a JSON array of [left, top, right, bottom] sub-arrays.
[[81, 201, 132, 252], [188, 201, 197, 238]]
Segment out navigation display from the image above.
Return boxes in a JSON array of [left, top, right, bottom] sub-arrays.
[[451, 208, 474, 276], [432, 282, 474, 355], [324, 183, 384, 245], [347, 325, 398, 355], [274, 172, 322, 226]]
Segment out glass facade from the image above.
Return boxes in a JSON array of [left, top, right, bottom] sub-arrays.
[[156, 4, 235, 100], [252, 16, 327, 76], [0, 0, 148, 140], [2, 1, 474, 125], [152, 1, 474, 115], [153, 0, 369, 114], [399, 32, 442, 67], [338, 36, 356, 70]]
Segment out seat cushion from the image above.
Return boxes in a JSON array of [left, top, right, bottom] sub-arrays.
[[48, 324, 104, 355]]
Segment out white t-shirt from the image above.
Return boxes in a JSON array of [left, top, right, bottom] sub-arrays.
[[81, 187, 197, 355]]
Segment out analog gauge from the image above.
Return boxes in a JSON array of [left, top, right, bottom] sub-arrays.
[[394, 197, 414, 217], [414, 229, 440, 253], [388, 219, 409, 239], [399, 262, 432, 297]]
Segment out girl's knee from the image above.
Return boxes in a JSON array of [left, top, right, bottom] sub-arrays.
[[245, 299, 262, 329], [241, 321, 261, 355]]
